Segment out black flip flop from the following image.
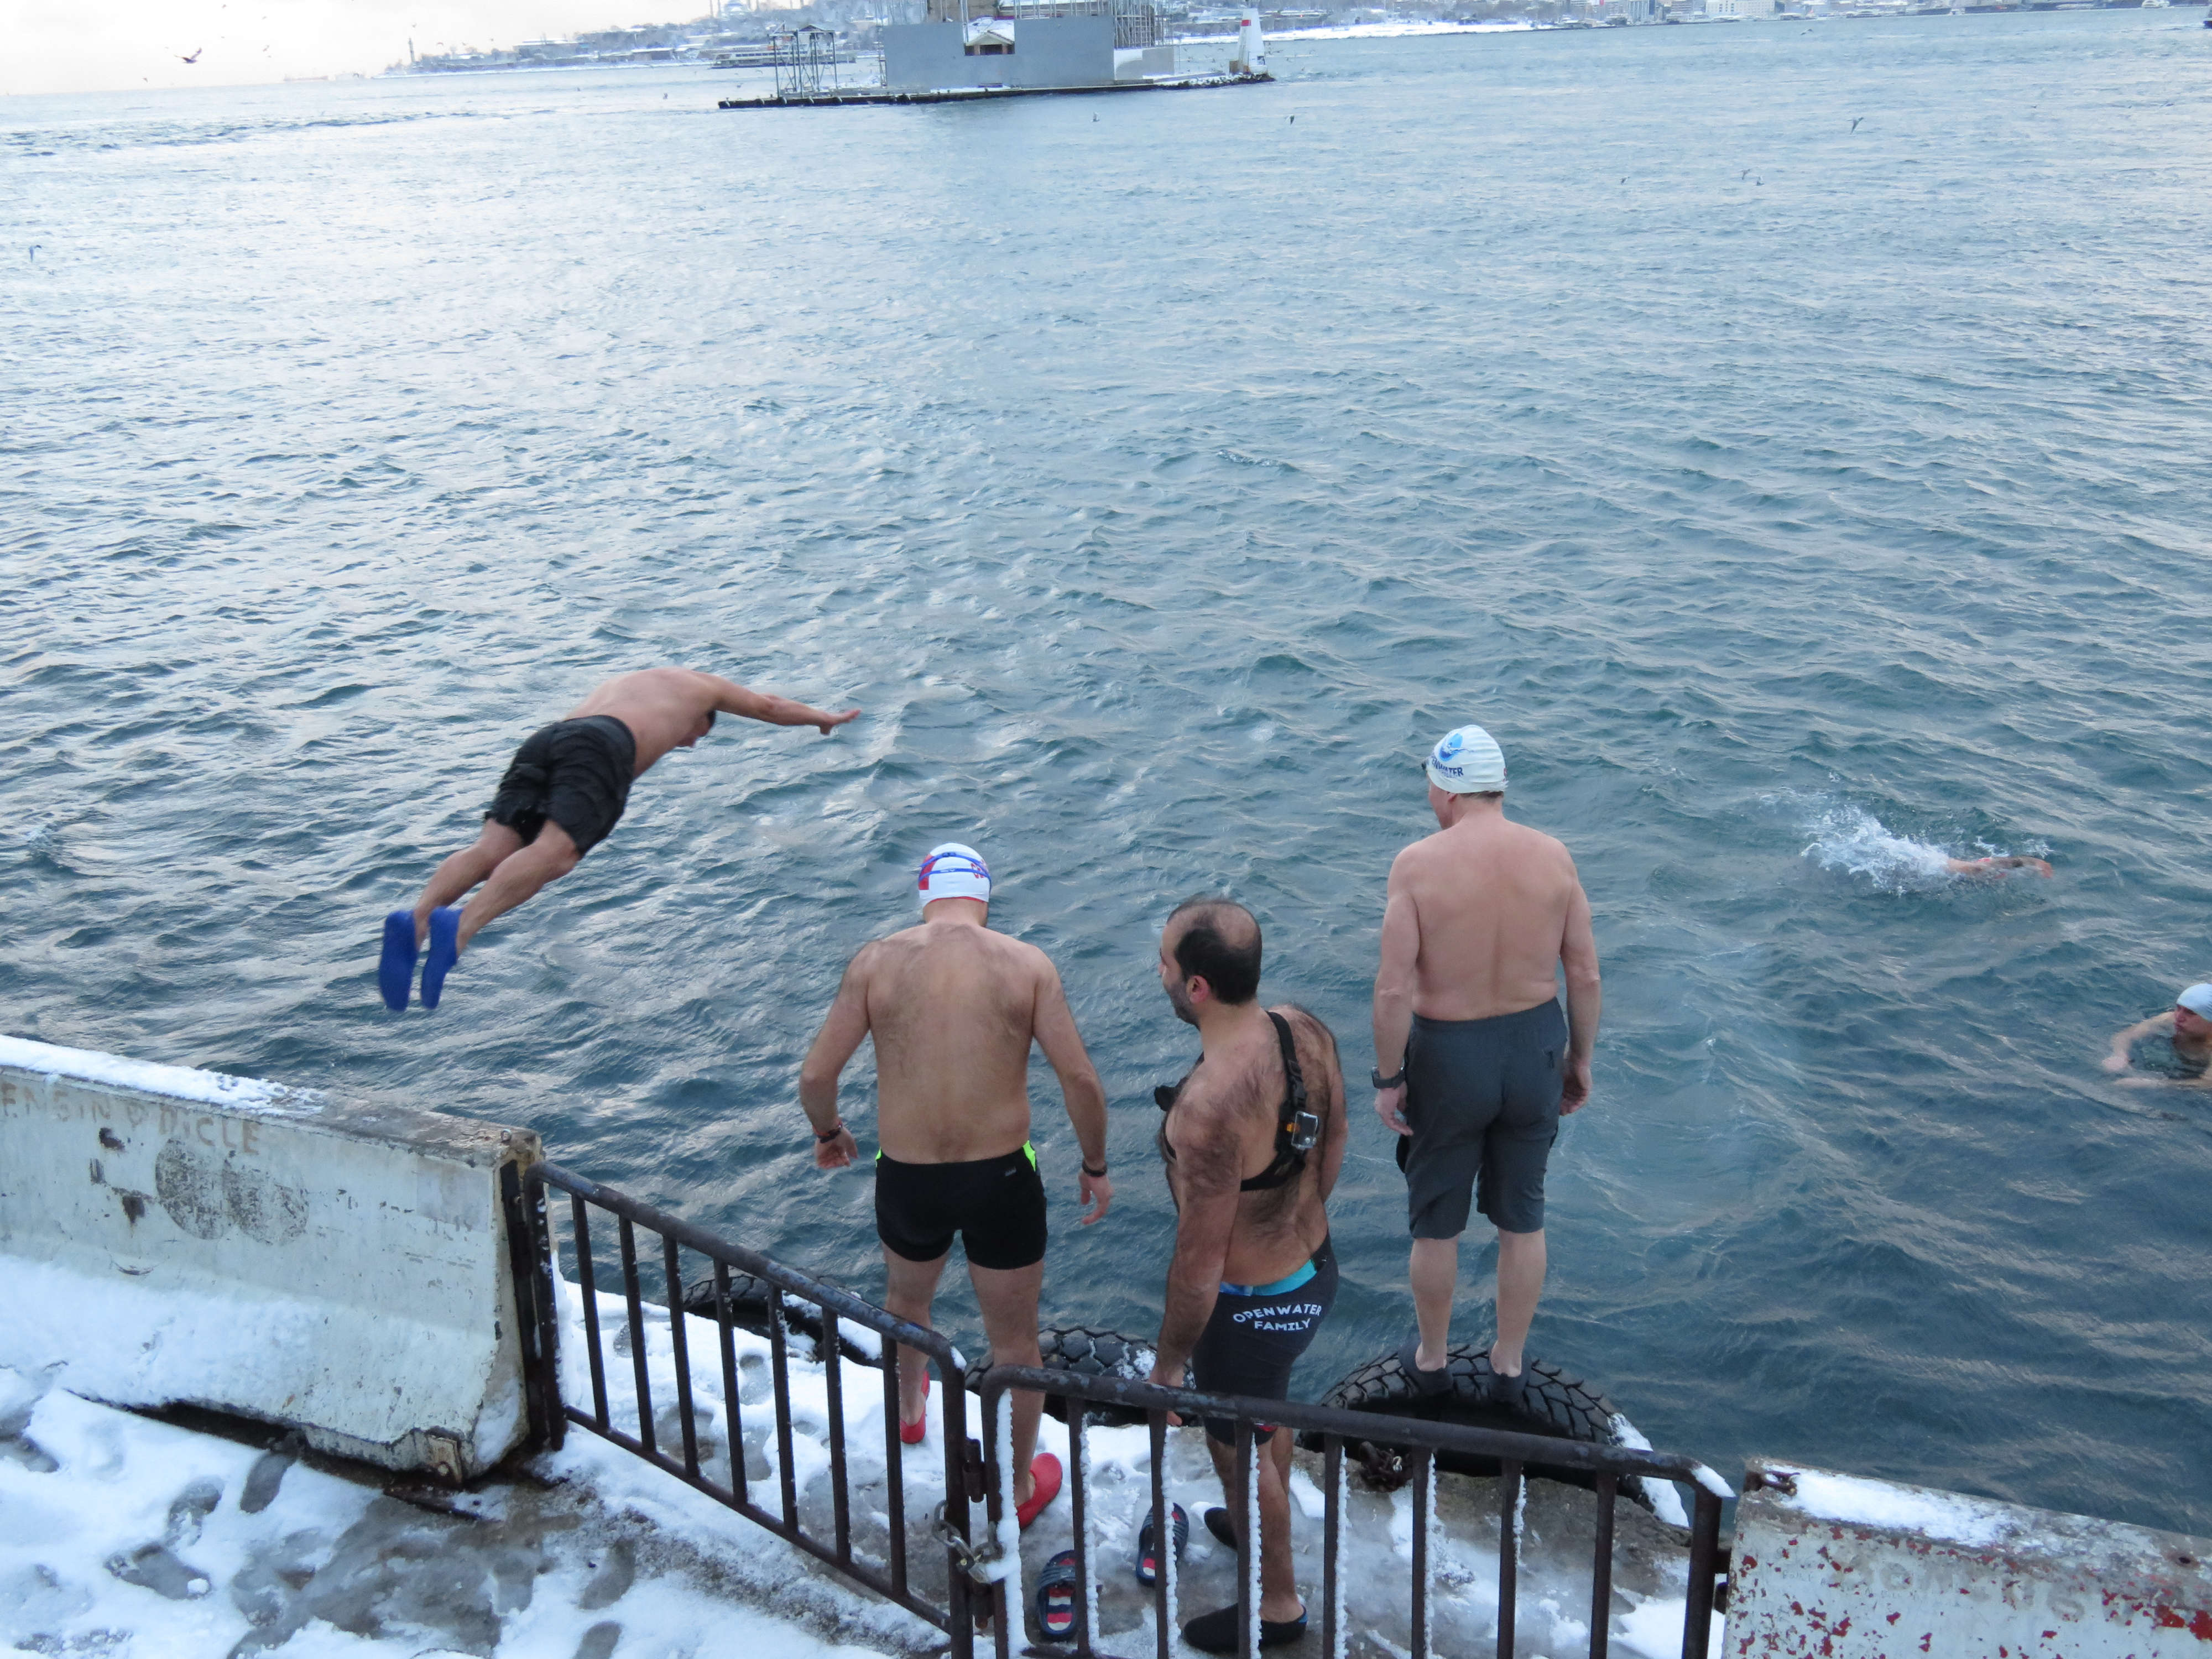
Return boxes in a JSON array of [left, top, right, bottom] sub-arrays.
[[1203, 1505, 1237, 1548], [1183, 1603, 1308, 1652], [1397, 1335, 1451, 1396], [1037, 1548, 1079, 1643], [1135, 1502, 1187, 1585]]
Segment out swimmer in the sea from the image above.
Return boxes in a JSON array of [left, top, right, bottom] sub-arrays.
[[379, 667, 858, 1010], [1945, 855, 2054, 878], [2101, 983, 2212, 1089]]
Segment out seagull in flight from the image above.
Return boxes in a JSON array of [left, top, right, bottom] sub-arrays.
[[1850, 115, 1864, 131], [180, 46, 203, 62]]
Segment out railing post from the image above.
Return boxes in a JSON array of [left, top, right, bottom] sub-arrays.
[[1411, 1448, 1432, 1659], [1590, 1470, 1617, 1659], [1497, 1457, 1520, 1659], [499, 1161, 562, 1452], [1234, 1421, 1256, 1659], [1321, 1436, 1342, 1659], [1150, 1408, 1172, 1659], [1683, 1486, 1723, 1659], [945, 1360, 975, 1659]]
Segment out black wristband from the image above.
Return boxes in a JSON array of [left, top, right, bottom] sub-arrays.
[[815, 1122, 846, 1142], [1370, 1067, 1406, 1090], [1082, 1161, 1108, 1179]]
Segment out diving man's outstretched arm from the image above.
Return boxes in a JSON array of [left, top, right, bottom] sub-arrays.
[[695, 672, 859, 735]]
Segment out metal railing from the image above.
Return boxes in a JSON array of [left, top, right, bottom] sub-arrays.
[[972, 1366, 1727, 1659], [505, 1162, 1729, 1659], [511, 1161, 985, 1642]]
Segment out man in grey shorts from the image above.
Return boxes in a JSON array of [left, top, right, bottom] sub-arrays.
[[1370, 723, 1601, 1405]]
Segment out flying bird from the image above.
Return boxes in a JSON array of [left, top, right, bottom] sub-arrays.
[[1850, 115, 1863, 131], [1740, 168, 1751, 180], [180, 46, 203, 62]]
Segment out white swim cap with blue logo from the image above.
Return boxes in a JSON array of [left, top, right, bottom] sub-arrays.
[[917, 842, 992, 907], [1425, 724, 1507, 795]]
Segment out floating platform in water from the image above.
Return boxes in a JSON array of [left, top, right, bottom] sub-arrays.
[[716, 70, 1270, 108]]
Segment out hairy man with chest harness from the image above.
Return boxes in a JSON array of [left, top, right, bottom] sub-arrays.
[[1146, 897, 1347, 1653]]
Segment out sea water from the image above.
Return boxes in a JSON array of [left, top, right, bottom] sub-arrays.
[[5, 13, 2209, 1538]]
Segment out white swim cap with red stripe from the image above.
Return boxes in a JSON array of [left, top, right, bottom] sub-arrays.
[[917, 843, 992, 907]]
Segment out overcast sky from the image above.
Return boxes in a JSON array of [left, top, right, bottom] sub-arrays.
[[6, 0, 705, 98]]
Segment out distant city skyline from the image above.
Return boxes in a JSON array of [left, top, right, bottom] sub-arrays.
[[6, 0, 732, 98]]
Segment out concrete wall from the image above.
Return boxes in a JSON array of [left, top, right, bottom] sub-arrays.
[[0, 1035, 541, 1479], [883, 15, 1116, 90], [1114, 44, 1175, 79], [1730, 1458, 2212, 1656]]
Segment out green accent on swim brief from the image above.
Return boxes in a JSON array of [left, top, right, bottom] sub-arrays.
[[1219, 1258, 1318, 1298]]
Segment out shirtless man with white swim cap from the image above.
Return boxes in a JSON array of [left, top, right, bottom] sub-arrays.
[[1370, 724, 1601, 1406], [798, 843, 1112, 1526]]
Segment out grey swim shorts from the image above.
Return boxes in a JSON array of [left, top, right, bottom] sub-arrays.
[[1395, 1001, 1566, 1239]]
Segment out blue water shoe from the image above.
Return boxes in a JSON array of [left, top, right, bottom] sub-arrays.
[[378, 910, 418, 1011], [420, 906, 463, 1009]]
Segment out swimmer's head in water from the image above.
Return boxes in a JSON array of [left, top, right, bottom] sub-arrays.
[[1425, 724, 1506, 796], [2177, 983, 2212, 1034], [917, 842, 991, 910]]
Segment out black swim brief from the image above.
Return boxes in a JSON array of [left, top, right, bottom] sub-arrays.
[[484, 715, 637, 854], [1188, 1237, 1337, 1444], [875, 1143, 1047, 1272], [1397, 1000, 1566, 1240]]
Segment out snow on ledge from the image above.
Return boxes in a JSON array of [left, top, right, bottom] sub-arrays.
[[0, 1034, 321, 1115], [1767, 1467, 2018, 1550]]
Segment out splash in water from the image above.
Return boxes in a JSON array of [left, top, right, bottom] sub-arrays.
[[1783, 798, 2047, 892]]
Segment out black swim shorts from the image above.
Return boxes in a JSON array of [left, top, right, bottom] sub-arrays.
[[875, 1143, 1047, 1272], [1188, 1237, 1337, 1444], [484, 714, 637, 854], [1396, 1000, 1566, 1240]]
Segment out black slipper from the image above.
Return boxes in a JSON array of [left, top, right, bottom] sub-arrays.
[[1203, 1505, 1237, 1548], [1183, 1603, 1308, 1652], [1135, 1502, 1187, 1585], [1487, 1361, 1527, 1411], [1036, 1548, 1079, 1643], [1397, 1335, 1451, 1396]]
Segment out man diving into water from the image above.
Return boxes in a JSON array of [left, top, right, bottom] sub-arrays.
[[1373, 723, 1600, 1406], [379, 667, 859, 1010], [799, 843, 1111, 1527], [2101, 982, 2212, 1088], [1147, 898, 1345, 1652]]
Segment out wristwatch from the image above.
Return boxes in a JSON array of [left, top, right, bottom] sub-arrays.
[[1370, 1067, 1406, 1090], [815, 1120, 846, 1142]]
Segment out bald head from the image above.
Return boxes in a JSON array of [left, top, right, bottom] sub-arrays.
[[1163, 895, 1262, 1007]]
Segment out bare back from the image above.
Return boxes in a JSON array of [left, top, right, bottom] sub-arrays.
[[1161, 1006, 1346, 1285], [568, 669, 726, 774], [1392, 815, 1584, 1020], [854, 922, 1053, 1162]]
